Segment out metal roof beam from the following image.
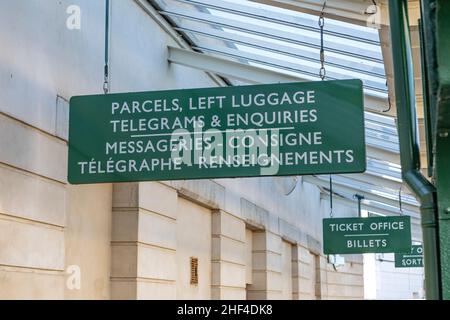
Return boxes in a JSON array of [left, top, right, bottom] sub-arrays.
[[249, 0, 389, 27], [160, 6, 384, 62], [192, 44, 387, 92], [319, 192, 418, 219], [366, 145, 400, 165], [303, 175, 419, 212], [168, 46, 302, 83], [174, 0, 381, 44], [329, 175, 418, 206], [168, 46, 391, 114], [339, 172, 404, 194], [174, 24, 386, 78]]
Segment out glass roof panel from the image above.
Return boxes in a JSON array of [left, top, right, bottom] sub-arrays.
[[157, 0, 387, 91], [152, 0, 416, 211]]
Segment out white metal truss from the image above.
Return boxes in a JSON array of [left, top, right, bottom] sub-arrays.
[[168, 46, 390, 115], [303, 175, 419, 213], [365, 145, 399, 165], [180, 0, 381, 39], [168, 46, 303, 83], [171, 21, 385, 78], [163, 0, 382, 41], [189, 44, 386, 92], [340, 172, 403, 194], [160, 6, 383, 62], [249, 0, 389, 27], [155, 0, 389, 96]]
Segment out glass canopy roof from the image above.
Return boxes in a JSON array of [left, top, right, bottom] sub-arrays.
[[156, 0, 388, 96], [150, 0, 420, 219]]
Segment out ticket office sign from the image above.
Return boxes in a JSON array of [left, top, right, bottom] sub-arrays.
[[323, 216, 411, 254], [68, 80, 365, 184]]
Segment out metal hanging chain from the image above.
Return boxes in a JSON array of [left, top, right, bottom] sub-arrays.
[[319, 1, 327, 80], [329, 175, 333, 218], [103, 0, 111, 94]]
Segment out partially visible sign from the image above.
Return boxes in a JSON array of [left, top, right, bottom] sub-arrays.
[[323, 216, 411, 254], [68, 80, 365, 184], [395, 245, 424, 268]]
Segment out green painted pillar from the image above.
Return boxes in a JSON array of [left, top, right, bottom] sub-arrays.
[[436, 136, 450, 299], [389, 0, 440, 299], [434, 0, 450, 300]]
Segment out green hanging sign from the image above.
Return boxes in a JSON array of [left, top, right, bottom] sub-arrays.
[[68, 79, 365, 184], [323, 216, 412, 254], [395, 245, 424, 268]]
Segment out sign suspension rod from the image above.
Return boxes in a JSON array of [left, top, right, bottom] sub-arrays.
[[353, 194, 365, 218], [103, 0, 111, 94], [329, 175, 333, 218]]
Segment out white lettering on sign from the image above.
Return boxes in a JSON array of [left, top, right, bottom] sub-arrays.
[[328, 221, 405, 233], [189, 96, 226, 110], [111, 99, 182, 114], [103, 91, 354, 176], [231, 91, 316, 107], [347, 239, 388, 248], [329, 223, 364, 232], [70, 81, 365, 183], [402, 258, 423, 267], [369, 221, 404, 231]]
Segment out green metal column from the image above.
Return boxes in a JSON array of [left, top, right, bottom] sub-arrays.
[[388, 0, 441, 299], [418, 18, 434, 178], [436, 132, 450, 300], [434, 0, 450, 300]]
